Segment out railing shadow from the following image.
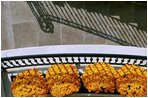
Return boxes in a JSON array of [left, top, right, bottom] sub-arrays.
[[27, 1, 146, 47]]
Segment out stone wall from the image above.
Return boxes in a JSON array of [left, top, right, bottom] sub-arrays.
[[1, 1, 146, 50]]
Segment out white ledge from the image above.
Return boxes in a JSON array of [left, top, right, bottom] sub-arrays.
[[1, 45, 147, 57]]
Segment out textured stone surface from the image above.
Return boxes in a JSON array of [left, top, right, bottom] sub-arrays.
[[38, 22, 61, 46], [106, 39, 120, 45], [9, 1, 36, 24], [1, 1, 15, 50], [1, 1, 147, 50], [13, 22, 38, 48], [62, 25, 84, 44], [84, 33, 107, 44]]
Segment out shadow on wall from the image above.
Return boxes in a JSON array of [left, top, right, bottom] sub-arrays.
[[27, 1, 147, 47]]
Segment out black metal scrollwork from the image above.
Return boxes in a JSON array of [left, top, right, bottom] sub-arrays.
[[38, 16, 54, 33]]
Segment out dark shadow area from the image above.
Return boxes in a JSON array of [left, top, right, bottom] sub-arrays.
[[27, 1, 147, 47], [62, 1, 147, 30]]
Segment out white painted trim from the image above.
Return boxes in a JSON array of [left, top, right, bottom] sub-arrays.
[[1, 45, 147, 57]]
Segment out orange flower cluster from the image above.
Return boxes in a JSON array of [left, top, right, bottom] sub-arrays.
[[81, 62, 117, 93], [82, 63, 147, 97], [116, 64, 147, 97], [45, 64, 81, 97], [11, 68, 48, 97], [11, 63, 147, 97]]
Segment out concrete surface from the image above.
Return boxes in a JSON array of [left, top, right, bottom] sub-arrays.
[[1, 1, 147, 50]]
